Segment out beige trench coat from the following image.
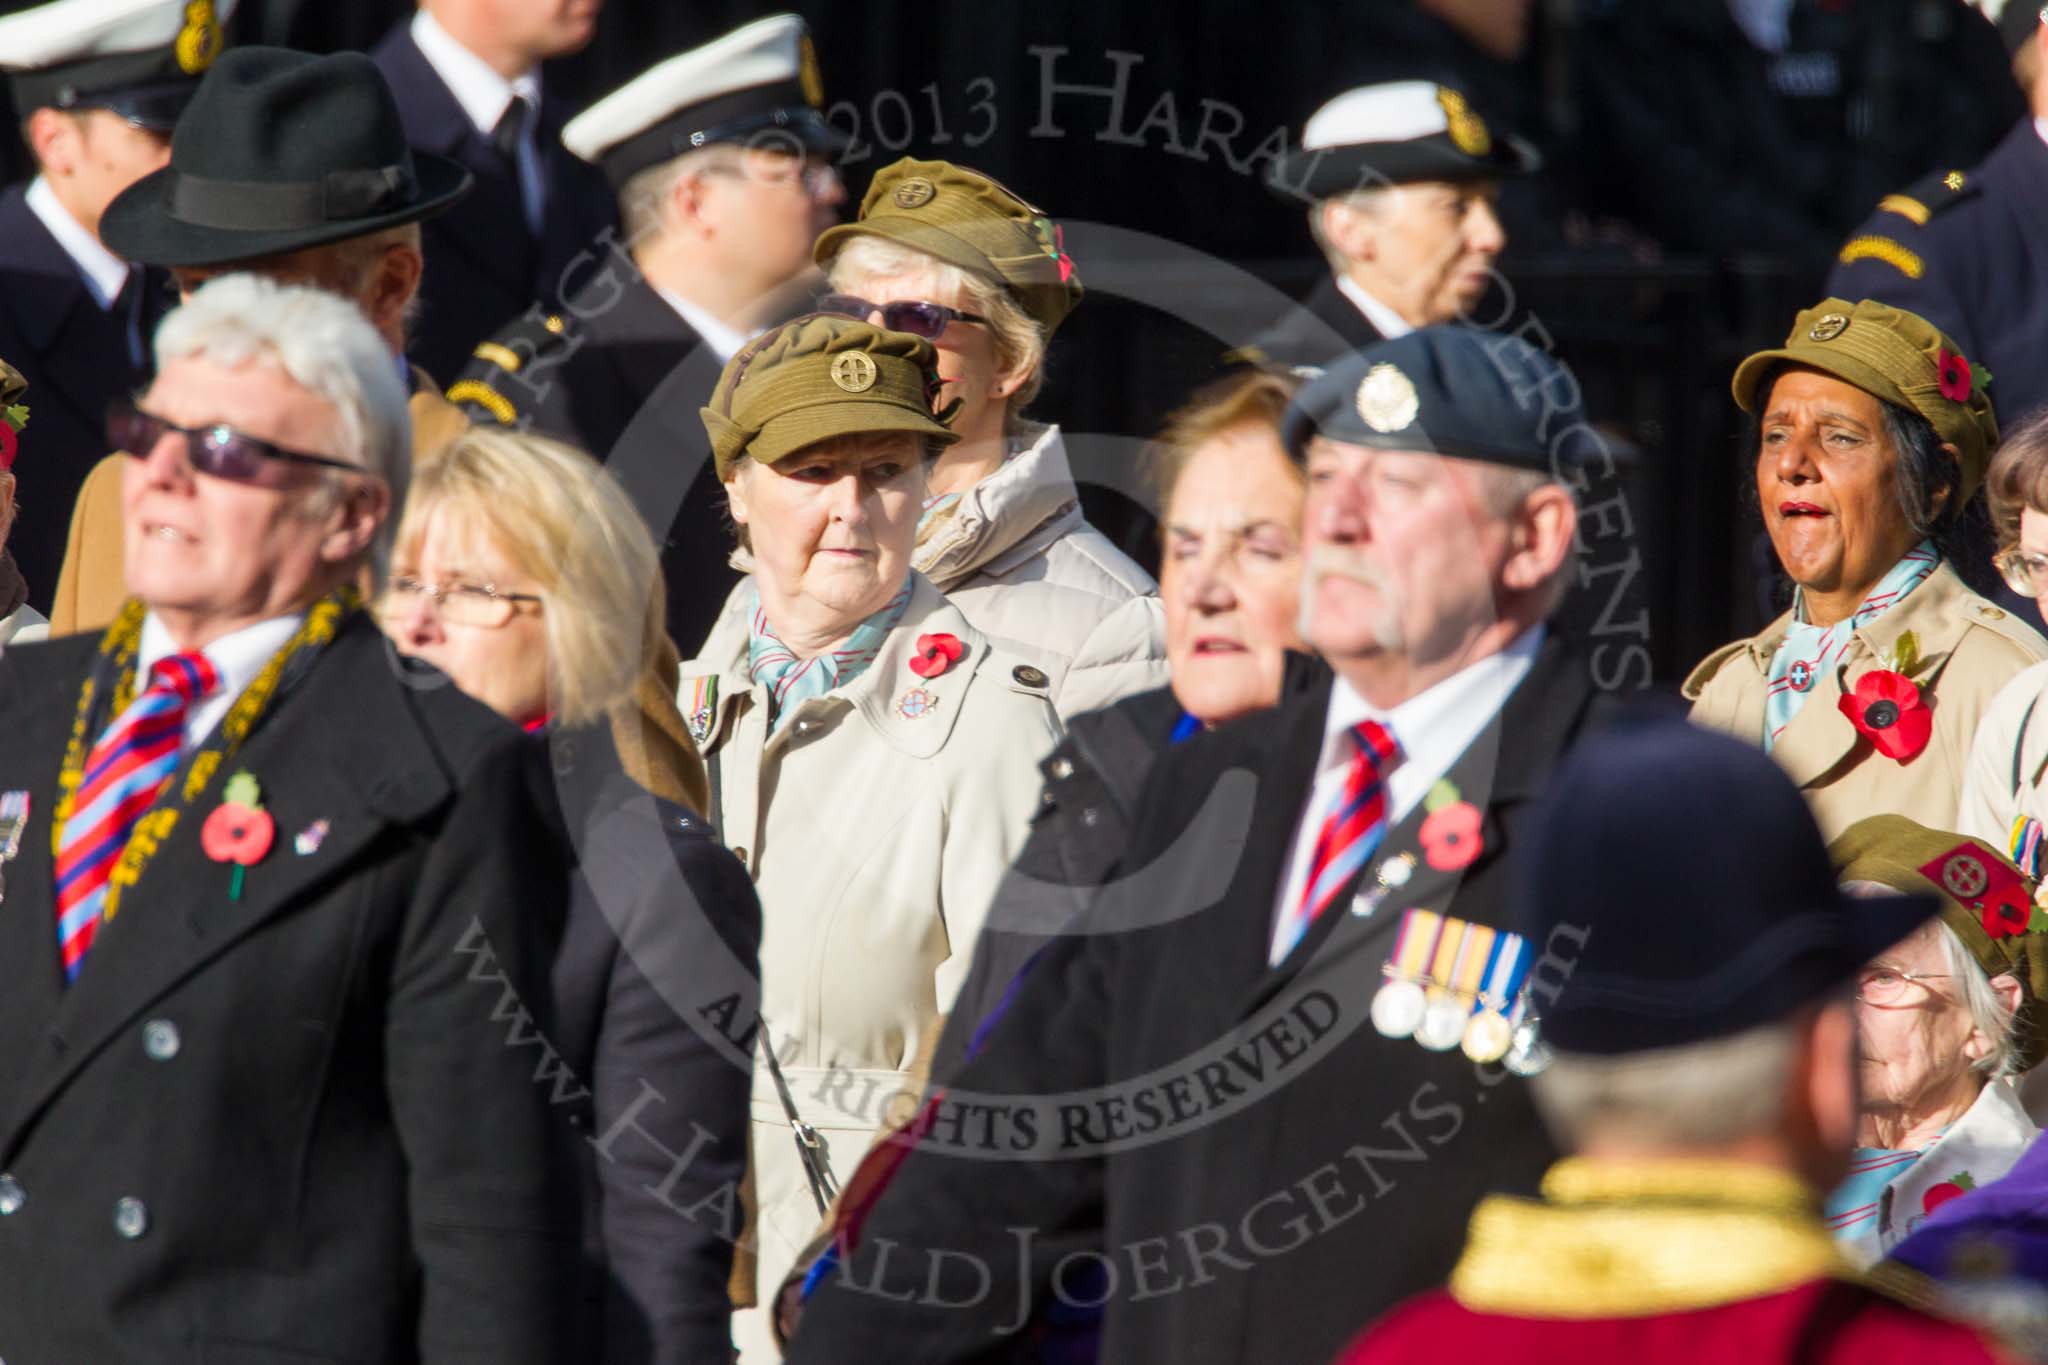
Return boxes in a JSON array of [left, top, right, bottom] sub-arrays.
[[1685, 561, 2047, 840], [680, 573, 1061, 1360]]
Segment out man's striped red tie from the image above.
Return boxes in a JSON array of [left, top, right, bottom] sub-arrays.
[[54, 651, 218, 982], [1276, 719, 1402, 964]]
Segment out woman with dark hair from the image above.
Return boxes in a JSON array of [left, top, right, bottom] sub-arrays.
[[1685, 298, 2045, 838]]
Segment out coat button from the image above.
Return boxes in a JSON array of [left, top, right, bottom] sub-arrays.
[[1081, 808, 1101, 828], [1048, 757, 1075, 780], [113, 1197, 149, 1239], [1012, 665, 1049, 689], [0, 1174, 23, 1215], [141, 1019, 180, 1061]]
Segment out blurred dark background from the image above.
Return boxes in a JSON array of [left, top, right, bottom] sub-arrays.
[[9, 0, 2030, 682]]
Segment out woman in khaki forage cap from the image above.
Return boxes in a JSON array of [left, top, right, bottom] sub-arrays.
[[1686, 298, 2045, 839], [0, 358, 46, 650], [677, 313, 1060, 1362], [803, 156, 1166, 720]]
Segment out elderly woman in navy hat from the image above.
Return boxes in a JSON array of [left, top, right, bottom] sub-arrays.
[[1686, 298, 2047, 839]]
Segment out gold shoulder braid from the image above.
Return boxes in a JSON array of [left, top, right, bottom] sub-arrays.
[[51, 587, 362, 920], [1449, 1158, 1847, 1318]]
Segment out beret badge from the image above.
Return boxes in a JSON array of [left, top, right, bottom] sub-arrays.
[[1356, 364, 1420, 434], [176, 0, 226, 76], [1808, 313, 1850, 342], [892, 177, 937, 209], [1435, 87, 1491, 158], [830, 352, 878, 393]]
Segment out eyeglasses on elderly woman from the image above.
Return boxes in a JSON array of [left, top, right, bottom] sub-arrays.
[[380, 575, 542, 629], [109, 398, 367, 489], [817, 293, 989, 340], [1854, 965, 1952, 1006]]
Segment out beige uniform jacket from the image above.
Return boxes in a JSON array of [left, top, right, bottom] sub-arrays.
[[1685, 561, 2046, 839], [915, 421, 1166, 719], [680, 572, 1060, 1358]]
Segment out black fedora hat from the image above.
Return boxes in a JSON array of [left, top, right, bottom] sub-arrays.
[[1515, 721, 1936, 1056], [101, 46, 471, 267]]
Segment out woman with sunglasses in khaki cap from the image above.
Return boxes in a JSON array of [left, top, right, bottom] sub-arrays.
[[1686, 298, 2047, 839], [797, 156, 1166, 721], [676, 313, 1061, 1362], [0, 359, 47, 652]]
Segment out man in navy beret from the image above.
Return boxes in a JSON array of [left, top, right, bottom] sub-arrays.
[[788, 326, 1628, 1365], [1335, 722, 2008, 1364]]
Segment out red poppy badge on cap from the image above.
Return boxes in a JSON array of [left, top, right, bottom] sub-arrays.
[[1937, 348, 1973, 404], [1918, 843, 2031, 939]]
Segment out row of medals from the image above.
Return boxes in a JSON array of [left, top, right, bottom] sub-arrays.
[[1353, 860, 1550, 1073]]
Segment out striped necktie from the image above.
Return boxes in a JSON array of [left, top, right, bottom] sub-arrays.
[[1276, 720, 1402, 964], [54, 651, 219, 981]]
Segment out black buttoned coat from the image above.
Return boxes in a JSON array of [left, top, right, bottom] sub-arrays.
[[0, 612, 582, 1363]]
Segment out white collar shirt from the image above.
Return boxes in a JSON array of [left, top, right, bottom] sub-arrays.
[[2035, 115, 2048, 149], [657, 288, 751, 363], [25, 174, 132, 309], [1268, 625, 1545, 964], [411, 9, 545, 231], [1335, 272, 1415, 342], [137, 612, 304, 754]]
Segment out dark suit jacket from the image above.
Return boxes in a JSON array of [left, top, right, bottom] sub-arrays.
[[789, 632, 1607, 1365], [0, 184, 159, 615], [0, 612, 581, 1363], [371, 22, 618, 384], [454, 263, 736, 655], [532, 727, 761, 1365], [1828, 119, 2048, 428], [1242, 275, 1385, 373]]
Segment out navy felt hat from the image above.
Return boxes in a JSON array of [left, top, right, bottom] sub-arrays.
[[1516, 722, 1936, 1056], [1279, 324, 1611, 474]]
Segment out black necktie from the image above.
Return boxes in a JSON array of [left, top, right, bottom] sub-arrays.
[[492, 95, 533, 164]]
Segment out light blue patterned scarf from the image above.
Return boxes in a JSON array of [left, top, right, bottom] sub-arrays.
[[745, 575, 914, 734], [1763, 540, 1939, 749]]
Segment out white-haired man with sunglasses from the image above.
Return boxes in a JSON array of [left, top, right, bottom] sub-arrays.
[[0, 273, 580, 1363]]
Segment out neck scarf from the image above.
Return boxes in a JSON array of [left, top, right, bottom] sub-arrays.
[[1764, 541, 1938, 749], [1825, 1146, 1923, 1238], [52, 587, 362, 922], [745, 576, 913, 734]]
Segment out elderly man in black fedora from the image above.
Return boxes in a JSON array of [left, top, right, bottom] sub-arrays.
[[46, 45, 478, 637], [1244, 80, 1537, 373], [0, 272, 580, 1362], [1335, 723, 2009, 1364], [0, 0, 235, 617], [786, 326, 1619, 1365]]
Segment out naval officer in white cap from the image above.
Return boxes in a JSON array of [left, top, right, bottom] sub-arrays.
[[0, 0, 235, 617], [450, 12, 848, 656], [1244, 80, 1538, 372]]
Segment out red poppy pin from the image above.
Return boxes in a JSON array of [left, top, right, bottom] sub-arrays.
[[908, 632, 965, 679], [1918, 844, 2032, 939], [1838, 668, 1931, 761], [1418, 779, 1483, 872], [201, 770, 274, 901], [0, 401, 25, 472], [1936, 348, 1973, 404], [1923, 1172, 1976, 1217]]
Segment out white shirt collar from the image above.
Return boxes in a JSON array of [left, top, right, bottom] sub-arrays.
[[410, 9, 542, 136], [1317, 624, 1547, 820], [656, 288, 752, 363], [2035, 115, 2048, 150], [24, 175, 132, 309], [138, 612, 305, 754], [1334, 272, 1415, 341]]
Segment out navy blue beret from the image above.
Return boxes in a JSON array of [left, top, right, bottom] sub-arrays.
[[1515, 721, 1934, 1057], [1279, 324, 1608, 475]]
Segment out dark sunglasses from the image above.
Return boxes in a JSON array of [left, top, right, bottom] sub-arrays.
[[817, 293, 989, 340], [109, 400, 368, 488]]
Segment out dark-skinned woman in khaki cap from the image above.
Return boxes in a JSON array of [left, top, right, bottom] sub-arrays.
[[677, 314, 1061, 1362], [803, 156, 1166, 721], [1686, 298, 2047, 838]]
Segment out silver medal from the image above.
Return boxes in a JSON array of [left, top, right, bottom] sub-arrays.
[[1371, 979, 1427, 1039], [1414, 993, 1470, 1052], [1503, 1019, 1553, 1076]]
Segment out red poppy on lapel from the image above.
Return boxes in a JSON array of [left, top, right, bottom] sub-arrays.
[[1419, 801, 1484, 871], [202, 802, 274, 866], [909, 632, 965, 679], [1838, 669, 1931, 761]]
